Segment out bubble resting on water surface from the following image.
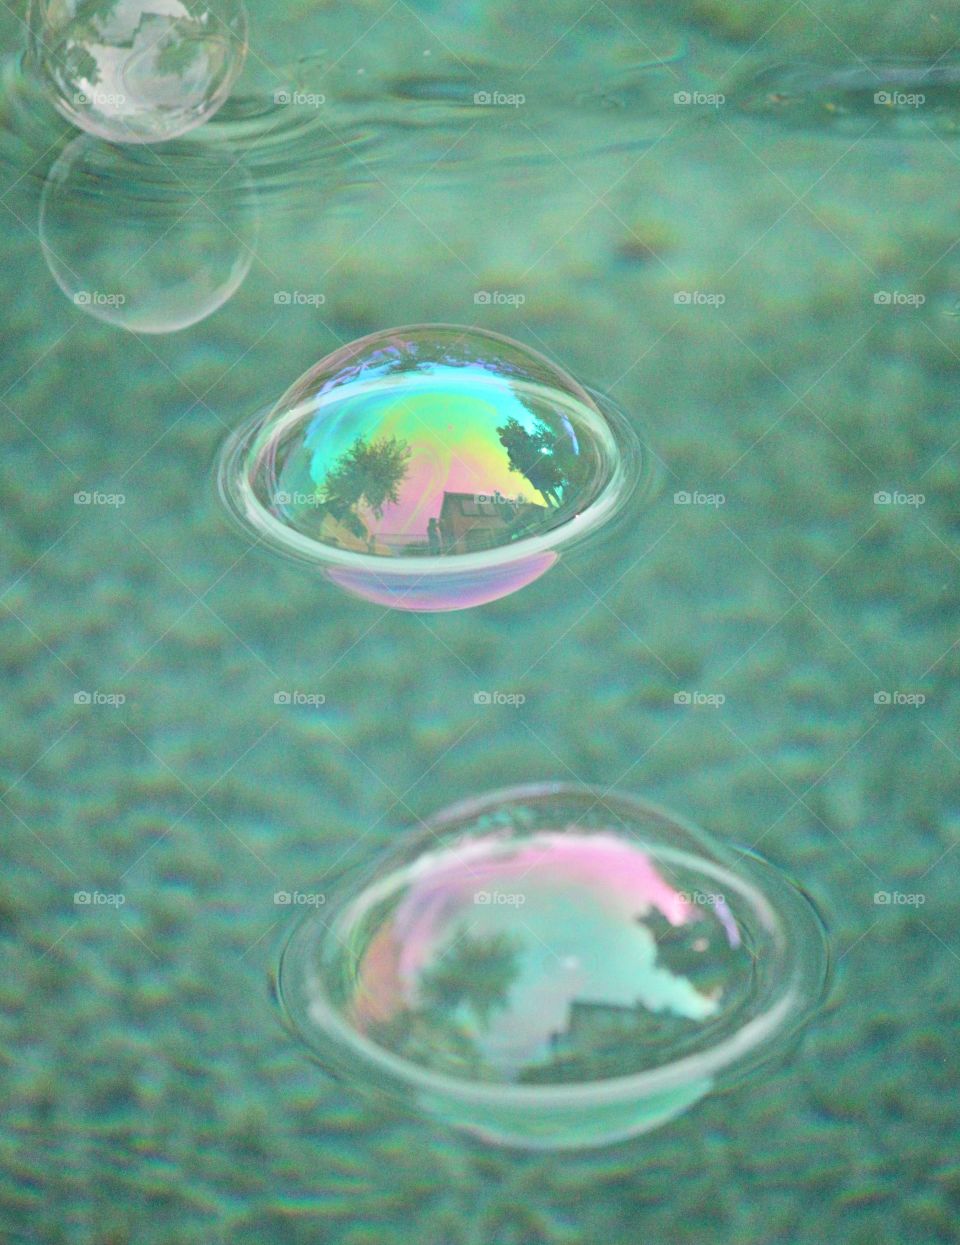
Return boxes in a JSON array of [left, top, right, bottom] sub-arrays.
[[277, 785, 829, 1149], [27, 0, 248, 144], [39, 132, 257, 332], [216, 326, 642, 611]]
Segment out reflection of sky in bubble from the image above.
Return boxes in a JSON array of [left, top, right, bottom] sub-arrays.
[[281, 367, 581, 545], [29, 0, 247, 144], [265, 332, 620, 559], [345, 830, 752, 1082], [219, 326, 638, 608]]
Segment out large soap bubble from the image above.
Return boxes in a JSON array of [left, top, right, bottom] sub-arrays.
[[277, 784, 829, 1149], [40, 134, 257, 333], [27, 0, 248, 144], [217, 326, 641, 611]]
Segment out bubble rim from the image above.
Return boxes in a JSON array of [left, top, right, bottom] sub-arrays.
[[215, 324, 643, 577], [277, 782, 829, 1110]]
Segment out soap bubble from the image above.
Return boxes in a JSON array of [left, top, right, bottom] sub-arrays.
[[277, 784, 828, 1149], [40, 134, 257, 333], [217, 326, 641, 610], [27, 0, 248, 144]]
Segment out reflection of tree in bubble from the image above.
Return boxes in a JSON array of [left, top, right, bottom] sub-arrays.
[[312, 434, 411, 545], [371, 928, 521, 1079], [496, 414, 589, 509], [28, 0, 248, 144]]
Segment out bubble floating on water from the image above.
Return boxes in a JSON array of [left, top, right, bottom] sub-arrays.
[[40, 134, 257, 333], [27, 0, 248, 144], [217, 326, 641, 611], [277, 784, 829, 1149]]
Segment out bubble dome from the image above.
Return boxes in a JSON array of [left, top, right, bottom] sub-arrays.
[[27, 0, 248, 145], [40, 134, 257, 333], [217, 326, 641, 611], [277, 784, 829, 1150]]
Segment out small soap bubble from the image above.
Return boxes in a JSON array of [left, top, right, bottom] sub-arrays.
[[217, 326, 640, 610], [278, 785, 828, 1149], [27, 0, 248, 144], [40, 134, 257, 333]]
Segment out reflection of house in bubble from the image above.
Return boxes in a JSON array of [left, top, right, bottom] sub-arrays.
[[436, 491, 548, 554]]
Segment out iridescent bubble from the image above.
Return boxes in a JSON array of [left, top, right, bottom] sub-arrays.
[[277, 784, 829, 1150], [40, 134, 257, 333], [217, 326, 641, 611], [27, 0, 248, 145]]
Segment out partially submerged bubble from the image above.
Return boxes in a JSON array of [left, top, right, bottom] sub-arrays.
[[277, 784, 829, 1149], [27, 0, 248, 144], [40, 134, 257, 332], [217, 326, 641, 610]]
